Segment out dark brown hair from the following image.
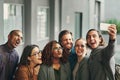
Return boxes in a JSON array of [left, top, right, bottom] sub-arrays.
[[9, 30, 21, 35], [42, 40, 68, 66], [19, 45, 39, 66], [58, 30, 72, 46], [86, 29, 105, 48]]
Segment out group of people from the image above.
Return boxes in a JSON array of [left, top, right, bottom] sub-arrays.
[[0, 24, 117, 80]]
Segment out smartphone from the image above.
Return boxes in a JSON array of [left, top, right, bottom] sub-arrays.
[[100, 23, 111, 31]]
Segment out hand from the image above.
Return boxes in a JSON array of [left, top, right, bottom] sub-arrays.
[[108, 24, 117, 40]]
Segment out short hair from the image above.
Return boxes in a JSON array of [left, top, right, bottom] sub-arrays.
[[58, 30, 72, 44], [9, 30, 22, 35]]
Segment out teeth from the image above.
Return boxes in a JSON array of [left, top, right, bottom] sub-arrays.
[[16, 40, 20, 44]]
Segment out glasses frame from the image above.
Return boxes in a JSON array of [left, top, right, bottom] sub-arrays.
[[30, 50, 42, 56], [52, 47, 63, 51]]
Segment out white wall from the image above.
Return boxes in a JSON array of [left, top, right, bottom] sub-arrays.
[[0, 0, 4, 44], [104, 0, 120, 21], [61, 0, 90, 39]]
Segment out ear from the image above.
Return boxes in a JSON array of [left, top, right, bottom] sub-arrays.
[[27, 56, 31, 61], [99, 37, 102, 43]]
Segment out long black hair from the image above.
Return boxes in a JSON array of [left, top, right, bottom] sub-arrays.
[[19, 44, 39, 66]]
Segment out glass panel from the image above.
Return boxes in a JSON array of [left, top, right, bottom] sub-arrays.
[[4, 3, 24, 42], [75, 12, 82, 40], [37, 7, 49, 41]]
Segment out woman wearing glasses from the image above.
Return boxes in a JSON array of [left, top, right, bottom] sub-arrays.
[[38, 40, 71, 80], [14, 45, 42, 80]]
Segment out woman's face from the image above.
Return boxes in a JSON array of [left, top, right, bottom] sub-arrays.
[[86, 30, 101, 49], [75, 39, 87, 57], [29, 47, 42, 65], [52, 43, 63, 58]]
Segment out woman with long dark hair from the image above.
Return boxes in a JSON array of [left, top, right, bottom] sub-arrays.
[[14, 45, 42, 80]]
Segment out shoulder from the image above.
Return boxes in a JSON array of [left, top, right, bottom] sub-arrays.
[[61, 62, 70, 69], [15, 65, 29, 75], [0, 44, 6, 53], [81, 57, 89, 65], [40, 64, 51, 70], [40, 64, 53, 74], [14, 65, 30, 80], [17, 65, 28, 72]]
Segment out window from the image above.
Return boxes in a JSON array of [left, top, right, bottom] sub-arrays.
[[75, 12, 82, 40], [4, 3, 24, 42], [37, 7, 49, 41]]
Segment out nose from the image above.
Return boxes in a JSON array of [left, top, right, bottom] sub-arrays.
[[67, 39, 72, 44], [89, 36, 94, 40], [39, 53, 42, 56]]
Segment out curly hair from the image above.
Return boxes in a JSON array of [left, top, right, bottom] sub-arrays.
[[42, 40, 68, 66]]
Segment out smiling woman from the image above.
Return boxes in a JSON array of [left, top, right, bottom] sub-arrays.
[[14, 44, 42, 80], [73, 38, 89, 80], [38, 40, 71, 80]]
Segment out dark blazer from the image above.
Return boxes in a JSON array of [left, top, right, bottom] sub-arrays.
[[88, 40, 115, 80], [73, 57, 89, 80]]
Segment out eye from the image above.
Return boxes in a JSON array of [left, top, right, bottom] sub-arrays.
[[75, 44, 85, 48], [53, 47, 63, 51], [30, 50, 42, 56]]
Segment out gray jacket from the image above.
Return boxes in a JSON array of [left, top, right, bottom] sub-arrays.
[[38, 62, 71, 80], [73, 57, 89, 80], [88, 40, 115, 80]]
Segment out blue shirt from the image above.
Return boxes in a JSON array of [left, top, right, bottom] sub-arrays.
[[68, 47, 77, 71], [0, 43, 19, 80]]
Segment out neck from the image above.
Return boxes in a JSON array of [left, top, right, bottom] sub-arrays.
[[52, 57, 60, 64], [7, 42, 14, 50], [52, 58, 61, 70], [29, 62, 36, 68]]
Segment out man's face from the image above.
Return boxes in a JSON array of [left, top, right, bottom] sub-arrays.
[[8, 31, 23, 48], [86, 31, 101, 49], [61, 33, 73, 50]]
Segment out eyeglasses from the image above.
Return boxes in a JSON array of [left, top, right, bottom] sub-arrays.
[[30, 50, 42, 56], [52, 47, 63, 51]]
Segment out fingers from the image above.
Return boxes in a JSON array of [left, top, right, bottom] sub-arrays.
[[108, 24, 117, 40]]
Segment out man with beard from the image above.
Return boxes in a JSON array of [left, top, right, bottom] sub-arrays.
[[0, 30, 23, 80], [58, 30, 77, 71]]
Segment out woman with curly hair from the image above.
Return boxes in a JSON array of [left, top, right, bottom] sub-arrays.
[[38, 40, 71, 80]]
